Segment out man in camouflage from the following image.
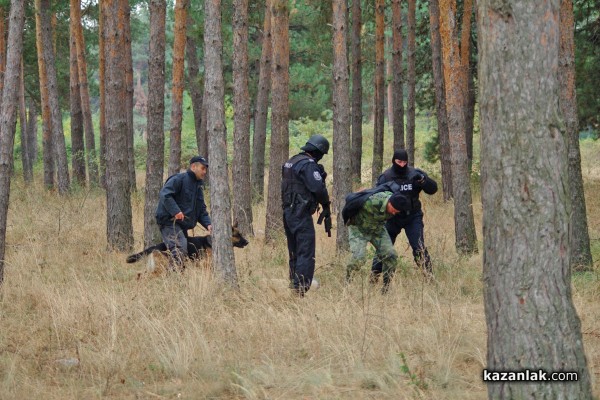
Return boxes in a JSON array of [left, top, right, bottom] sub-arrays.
[[346, 191, 409, 293]]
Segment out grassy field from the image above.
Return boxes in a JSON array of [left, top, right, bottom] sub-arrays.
[[1, 130, 599, 399]]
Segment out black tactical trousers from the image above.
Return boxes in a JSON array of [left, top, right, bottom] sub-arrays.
[[371, 211, 432, 277], [283, 207, 316, 294]]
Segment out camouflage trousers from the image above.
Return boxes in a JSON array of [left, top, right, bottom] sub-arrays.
[[346, 225, 398, 286]]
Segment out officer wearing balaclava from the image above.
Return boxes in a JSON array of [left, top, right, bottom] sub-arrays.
[[371, 149, 438, 279], [281, 134, 331, 296]]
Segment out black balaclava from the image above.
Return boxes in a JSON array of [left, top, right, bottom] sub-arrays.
[[392, 149, 409, 176]]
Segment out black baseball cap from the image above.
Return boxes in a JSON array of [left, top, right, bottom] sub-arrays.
[[190, 155, 209, 166]]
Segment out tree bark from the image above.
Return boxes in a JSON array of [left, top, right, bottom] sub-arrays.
[[39, 0, 70, 195], [26, 100, 38, 172], [406, 0, 416, 164], [144, 0, 167, 248], [70, 0, 86, 186], [0, 0, 26, 285], [73, 0, 99, 186], [460, 0, 474, 165], [265, 0, 290, 242], [0, 6, 6, 106], [350, 0, 362, 184], [439, 0, 477, 253], [559, 0, 593, 270], [122, 3, 136, 191], [232, 0, 253, 236], [479, 1, 593, 398], [185, 16, 204, 158], [168, 0, 189, 177], [332, 0, 352, 251], [19, 58, 32, 184], [204, 0, 238, 286], [103, 0, 134, 251], [251, 0, 272, 202], [99, 0, 107, 188], [386, 36, 393, 125], [429, 0, 452, 201], [371, 0, 384, 185], [391, 0, 405, 151], [35, 0, 54, 188]]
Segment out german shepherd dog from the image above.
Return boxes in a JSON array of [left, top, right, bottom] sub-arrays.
[[126, 225, 249, 265]]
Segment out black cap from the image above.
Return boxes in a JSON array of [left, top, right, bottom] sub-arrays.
[[190, 155, 209, 166], [388, 192, 410, 211], [392, 149, 408, 163]]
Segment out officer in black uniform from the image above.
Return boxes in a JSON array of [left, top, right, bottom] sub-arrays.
[[371, 149, 438, 279], [282, 134, 331, 295]]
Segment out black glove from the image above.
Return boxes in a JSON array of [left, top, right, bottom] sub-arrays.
[[316, 164, 327, 181], [317, 203, 332, 237], [412, 173, 426, 187]]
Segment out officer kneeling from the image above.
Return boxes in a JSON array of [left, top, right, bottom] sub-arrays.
[[281, 134, 331, 296]]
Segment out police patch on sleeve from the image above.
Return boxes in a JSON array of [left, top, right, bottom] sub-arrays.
[[313, 171, 322, 181]]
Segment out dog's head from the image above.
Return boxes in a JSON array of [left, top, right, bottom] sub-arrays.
[[204, 224, 249, 249]]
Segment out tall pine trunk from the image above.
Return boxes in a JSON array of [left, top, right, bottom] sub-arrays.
[[251, 0, 272, 202], [204, 0, 237, 286], [350, 0, 362, 184], [265, 0, 290, 242], [406, 0, 416, 164], [123, 4, 136, 190], [429, 0, 452, 200], [371, 0, 384, 185], [560, 0, 592, 270], [70, 0, 86, 186], [27, 101, 38, 168], [460, 0, 474, 165], [0, 6, 5, 105], [185, 16, 204, 157], [479, 1, 592, 397], [391, 0, 405, 151], [99, 0, 107, 188], [103, 0, 134, 251], [332, 0, 351, 251], [0, 0, 26, 285], [232, 0, 253, 236], [439, 0, 477, 254], [19, 59, 32, 183], [143, 0, 167, 248], [39, 0, 70, 195], [168, 0, 189, 176]]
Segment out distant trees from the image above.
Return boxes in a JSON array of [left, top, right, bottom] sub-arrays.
[[406, 0, 416, 164], [350, 0, 362, 184], [479, 1, 592, 398], [371, 0, 384, 185]]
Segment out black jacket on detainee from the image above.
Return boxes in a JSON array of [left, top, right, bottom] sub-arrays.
[[281, 153, 329, 214], [377, 164, 437, 211], [155, 170, 211, 230]]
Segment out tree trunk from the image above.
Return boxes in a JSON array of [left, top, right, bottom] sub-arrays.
[[332, 0, 352, 251], [251, 0, 272, 202], [232, 0, 253, 236], [0, 6, 6, 105], [465, 62, 476, 165], [406, 0, 416, 164], [460, 0, 474, 165], [439, 0, 477, 254], [386, 36, 393, 125], [70, 1, 86, 186], [391, 0, 405, 151], [560, 0, 593, 270], [265, 0, 290, 242], [429, 0, 452, 201], [99, 0, 107, 189], [168, 0, 189, 176], [26, 100, 38, 170], [350, 0, 362, 184], [0, 0, 25, 285], [185, 16, 204, 157], [122, 3, 136, 191], [35, 0, 54, 189], [479, 1, 593, 398], [371, 0, 384, 185], [204, 0, 237, 286], [199, 84, 209, 160], [73, 0, 99, 186], [19, 58, 32, 184], [144, 0, 167, 248], [39, 0, 70, 195], [103, 0, 134, 251]]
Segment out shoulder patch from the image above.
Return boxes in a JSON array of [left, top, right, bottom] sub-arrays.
[[313, 171, 322, 181]]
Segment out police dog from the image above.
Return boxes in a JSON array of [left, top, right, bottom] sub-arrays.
[[126, 225, 249, 276]]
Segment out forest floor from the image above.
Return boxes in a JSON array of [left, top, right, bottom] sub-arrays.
[[1, 141, 599, 399]]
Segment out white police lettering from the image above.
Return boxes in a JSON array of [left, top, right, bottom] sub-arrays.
[[399, 184, 412, 191], [313, 171, 322, 181], [284, 162, 293, 169]]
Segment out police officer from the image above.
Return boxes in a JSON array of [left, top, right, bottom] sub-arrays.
[[372, 149, 438, 279], [282, 134, 331, 295], [155, 155, 212, 269]]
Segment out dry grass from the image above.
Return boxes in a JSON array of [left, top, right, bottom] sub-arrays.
[[1, 143, 600, 399]]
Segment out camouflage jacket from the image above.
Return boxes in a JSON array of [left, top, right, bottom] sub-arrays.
[[350, 191, 393, 233]]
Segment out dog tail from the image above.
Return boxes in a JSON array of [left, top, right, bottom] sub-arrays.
[[126, 252, 145, 263], [126, 243, 166, 264]]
